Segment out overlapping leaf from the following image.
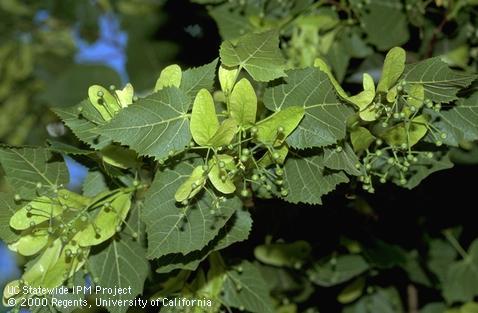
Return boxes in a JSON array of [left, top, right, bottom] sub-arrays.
[[143, 159, 241, 259], [264, 67, 353, 148], [0, 147, 69, 198], [281, 152, 349, 204]]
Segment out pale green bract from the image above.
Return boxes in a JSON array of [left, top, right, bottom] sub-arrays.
[[377, 47, 406, 93], [229, 78, 257, 126], [154, 64, 182, 92], [190, 88, 220, 146]]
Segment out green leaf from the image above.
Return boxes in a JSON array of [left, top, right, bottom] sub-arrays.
[[256, 106, 305, 146], [377, 47, 406, 93], [82, 171, 109, 197], [435, 92, 478, 144], [323, 143, 362, 176], [401, 152, 453, 189], [222, 261, 275, 313], [254, 240, 311, 268], [101, 145, 139, 169], [264, 67, 353, 148], [89, 237, 149, 313], [308, 254, 369, 287], [229, 78, 257, 126], [208, 2, 254, 40], [190, 89, 219, 146], [155, 64, 182, 92], [180, 58, 218, 98], [351, 127, 376, 152], [0, 147, 69, 198], [220, 30, 287, 82], [143, 159, 241, 258], [156, 209, 252, 274], [403, 57, 477, 103], [53, 100, 112, 150], [443, 239, 478, 303], [281, 152, 349, 204], [0, 192, 18, 243], [428, 239, 458, 285], [361, 0, 409, 51], [98, 87, 191, 160]]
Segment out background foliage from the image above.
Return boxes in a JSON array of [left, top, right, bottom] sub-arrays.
[[1, 0, 478, 313]]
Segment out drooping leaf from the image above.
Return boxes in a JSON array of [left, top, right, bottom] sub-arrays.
[[143, 159, 241, 259], [190, 89, 219, 146], [154, 64, 182, 92], [264, 67, 353, 148], [281, 152, 349, 204], [377, 47, 406, 93], [89, 237, 149, 313], [222, 261, 275, 313], [156, 209, 252, 274], [307, 255, 369, 287], [0, 147, 69, 198], [53, 100, 112, 150], [401, 152, 454, 189], [323, 143, 362, 176], [220, 30, 287, 82], [229, 78, 257, 126], [403, 57, 477, 103], [98, 87, 191, 160], [435, 92, 478, 144]]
